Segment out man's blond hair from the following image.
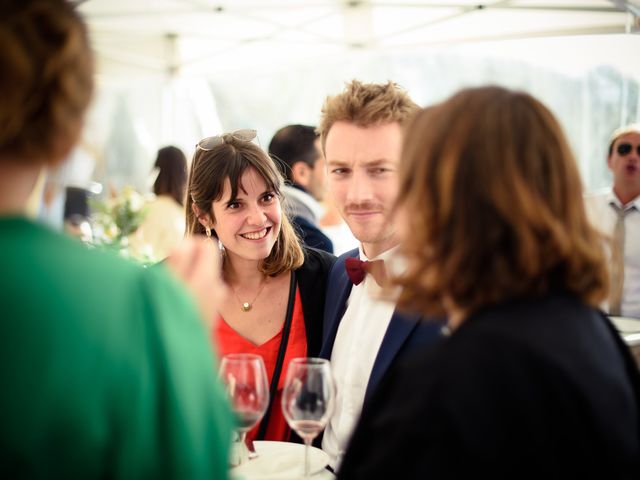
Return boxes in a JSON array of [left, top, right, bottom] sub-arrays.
[[317, 80, 419, 150]]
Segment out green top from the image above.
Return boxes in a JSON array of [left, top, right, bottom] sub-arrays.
[[0, 217, 233, 478]]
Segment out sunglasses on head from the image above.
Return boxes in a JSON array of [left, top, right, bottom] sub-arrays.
[[616, 142, 640, 156], [196, 129, 257, 151]]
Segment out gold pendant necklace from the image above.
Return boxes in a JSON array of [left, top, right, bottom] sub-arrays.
[[231, 277, 267, 312]]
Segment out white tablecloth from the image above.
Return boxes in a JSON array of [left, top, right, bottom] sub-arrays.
[[230, 441, 335, 480]]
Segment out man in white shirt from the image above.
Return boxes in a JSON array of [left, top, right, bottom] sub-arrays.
[[585, 123, 640, 318], [317, 80, 443, 470]]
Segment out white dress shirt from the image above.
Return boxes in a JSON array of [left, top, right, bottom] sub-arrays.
[[322, 246, 399, 470], [585, 188, 640, 318]]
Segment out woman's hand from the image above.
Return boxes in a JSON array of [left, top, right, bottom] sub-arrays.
[[165, 237, 227, 326]]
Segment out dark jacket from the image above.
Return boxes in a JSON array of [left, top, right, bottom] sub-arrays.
[[339, 292, 640, 479], [282, 246, 335, 444], [292, 215, 333, 254], [283, 184, 334, 254], [296, 246, 337, 356], [320, 248, 443, 402]]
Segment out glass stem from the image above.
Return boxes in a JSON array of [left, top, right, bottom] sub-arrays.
[[304, 437, 311, 479], [235, 430, 250, 466]]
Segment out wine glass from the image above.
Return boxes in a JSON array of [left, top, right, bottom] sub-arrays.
[[281, 357, 335, 479], [219, 353, 269, 466]]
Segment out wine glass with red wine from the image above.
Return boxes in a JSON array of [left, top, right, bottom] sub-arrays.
[[219, 353, 269, 466]]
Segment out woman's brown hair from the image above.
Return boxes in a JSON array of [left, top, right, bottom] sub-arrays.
[[0, 0, 93, 165], [186, 134, 304, 276], [396, 86, 608, 318]]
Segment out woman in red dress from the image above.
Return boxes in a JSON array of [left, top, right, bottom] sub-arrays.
[[185, 131, 335, 444]]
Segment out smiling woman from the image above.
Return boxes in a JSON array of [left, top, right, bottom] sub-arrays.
[[186, 131, 336, 445]]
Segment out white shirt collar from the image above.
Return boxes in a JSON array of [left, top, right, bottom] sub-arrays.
[[604, 187, 640, 211], [357, 244, 404, 297], [358, 244, 400, 262]]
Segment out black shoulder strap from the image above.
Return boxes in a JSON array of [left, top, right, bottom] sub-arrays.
[[256, 271, 297, 440]]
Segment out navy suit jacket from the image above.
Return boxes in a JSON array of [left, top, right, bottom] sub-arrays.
[[320, 248, 444, 402]]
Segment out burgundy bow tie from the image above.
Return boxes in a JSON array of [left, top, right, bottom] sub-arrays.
[[345, 257, 387, 286]]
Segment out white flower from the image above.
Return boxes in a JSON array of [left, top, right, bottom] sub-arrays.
[[122, 185, 145, 212]]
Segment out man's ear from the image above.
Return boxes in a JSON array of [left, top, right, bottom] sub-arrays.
[[291, 161, 311, 188], [191, 203, 212, 228]]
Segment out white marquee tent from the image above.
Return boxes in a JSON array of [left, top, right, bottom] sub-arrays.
[[81, 0, 638, 78], [56, 0, 639, 205]]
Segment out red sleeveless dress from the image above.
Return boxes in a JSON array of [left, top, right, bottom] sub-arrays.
[[213, 287, 307, 443]]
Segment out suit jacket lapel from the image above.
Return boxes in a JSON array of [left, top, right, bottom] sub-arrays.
[[320, 251, 358, 359], [364, 310, 422, 400]]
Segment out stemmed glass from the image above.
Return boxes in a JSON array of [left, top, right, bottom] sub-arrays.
[[281, 357, 335, 479], [219, 353, 270, 466]]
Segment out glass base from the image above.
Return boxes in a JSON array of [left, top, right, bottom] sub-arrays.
[[229, 431, 251, 467]]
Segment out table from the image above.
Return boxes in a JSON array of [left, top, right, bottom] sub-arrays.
[[229, 441, 336, 480]]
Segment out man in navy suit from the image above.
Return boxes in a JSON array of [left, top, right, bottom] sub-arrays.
[[316, 80, 443, 470]]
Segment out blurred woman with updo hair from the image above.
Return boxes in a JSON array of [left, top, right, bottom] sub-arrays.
[[339, 86, 640, 479], [0, 1, 232, 477]]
